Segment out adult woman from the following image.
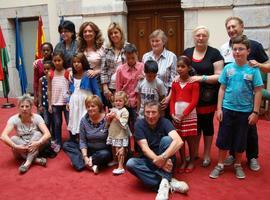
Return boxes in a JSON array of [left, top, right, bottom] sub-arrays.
[[77, 21, 104, 88], [101, 22, 127, 105], [63, 95, 112, 173], [183, 26, 224, 167], [142, 29, 177, 112], [0, 95, 51, 174], [54, 20, 77, 69]]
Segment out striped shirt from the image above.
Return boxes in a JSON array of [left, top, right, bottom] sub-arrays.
[[51, 74, 69, 105], [142, 48, 177, 94]]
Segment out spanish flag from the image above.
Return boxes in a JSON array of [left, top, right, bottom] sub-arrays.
[[35, 16, 46, 59]]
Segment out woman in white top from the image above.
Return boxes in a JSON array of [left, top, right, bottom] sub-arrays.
[[1, 95, 51, 174]]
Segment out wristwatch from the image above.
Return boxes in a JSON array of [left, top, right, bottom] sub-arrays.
[[161, 152, 167, 160]]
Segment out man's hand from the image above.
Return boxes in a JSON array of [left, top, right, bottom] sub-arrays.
[[153, 155, 167, 168], [161, 159, 173, 173]]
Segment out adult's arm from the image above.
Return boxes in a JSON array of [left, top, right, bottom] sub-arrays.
[[249, 60, 270, 73], [249, 86, 263, 125], [216, 84, 226, 122]]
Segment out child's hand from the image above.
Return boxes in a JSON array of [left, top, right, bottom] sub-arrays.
[[172, 115, 181, 123], [48, 106, 52, 114], [160, 97, 169, 110], [216, 109, 223, 122], [66, 104, 70, 111], [137, 74, 145, 80], [248, 112, 259, 125], [38, 105, 44, 113]]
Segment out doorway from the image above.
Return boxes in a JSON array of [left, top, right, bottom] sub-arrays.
[[126, 0, 184, 60]]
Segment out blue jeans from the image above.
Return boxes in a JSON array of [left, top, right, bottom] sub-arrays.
[[52, 105, 69, 146], [43, 108, 54, 139], [63, 140, 112, 171], [126, 136, 175, 191]]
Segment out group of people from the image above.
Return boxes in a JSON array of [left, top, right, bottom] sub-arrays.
[[1, 16, 269, 200]]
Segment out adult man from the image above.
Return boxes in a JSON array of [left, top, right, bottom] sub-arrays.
[[126, 101, 188, 200], [220, 16, 270, 171]]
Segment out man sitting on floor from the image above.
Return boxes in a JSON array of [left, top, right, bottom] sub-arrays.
[[126, 101, 189, 200]]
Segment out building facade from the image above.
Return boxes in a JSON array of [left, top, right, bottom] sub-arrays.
[[0, 0, 269, 97]]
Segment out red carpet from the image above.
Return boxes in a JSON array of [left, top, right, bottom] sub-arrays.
[[0, 98, 269, 200]]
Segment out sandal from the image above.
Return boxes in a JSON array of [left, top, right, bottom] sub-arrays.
[[18, 163, 30, 174], [35, 157, 47, 167]]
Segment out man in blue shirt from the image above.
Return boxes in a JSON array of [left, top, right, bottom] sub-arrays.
[[126, 101, 188, 200], [220, 16, 270, 171]]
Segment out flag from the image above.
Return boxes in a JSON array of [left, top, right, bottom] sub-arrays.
[[15, 17, 27, 95], [35, 16, 46, 59], [60, 16, 64, 41], [0, 26, 10, 98]]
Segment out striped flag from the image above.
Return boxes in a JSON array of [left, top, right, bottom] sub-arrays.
[[35, 16, 46, 59], [0, 26, 10, 98], [15, 17, 28, 94]]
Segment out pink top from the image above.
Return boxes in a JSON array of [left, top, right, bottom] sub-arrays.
[[33, 59, 44, 96], [170, 81, 200, 117], [84, 47, 104, 71], [116, 62, 144, 108], [51, 73, 69, 105]]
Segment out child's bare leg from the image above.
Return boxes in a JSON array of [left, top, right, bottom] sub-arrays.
[[179, 139, 187, 169], [116, 147, 125, 169], [186, 136, 195, 169]]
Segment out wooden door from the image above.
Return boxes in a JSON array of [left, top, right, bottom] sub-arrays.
[[126, 0, 184, 60]]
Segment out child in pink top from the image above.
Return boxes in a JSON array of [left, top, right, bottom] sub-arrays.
[[170, 55, 200, 173], [48, 51, 70, 152]]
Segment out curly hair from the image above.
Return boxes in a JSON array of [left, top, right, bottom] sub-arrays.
[[77, 21, 104, 52]]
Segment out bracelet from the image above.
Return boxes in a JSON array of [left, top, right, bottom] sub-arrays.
[[202, 75, 207, 82], [253, 111, 259, 115]]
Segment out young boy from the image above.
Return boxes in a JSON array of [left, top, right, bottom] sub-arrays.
[[209, 35, 263, 179], [115, 43, 144, 131], [136, 60, 167, 118]]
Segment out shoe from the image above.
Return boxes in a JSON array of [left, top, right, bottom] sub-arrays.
[[35, 157, 47, 167], [112, 168, 125, 175], [235, 165, 245, 179], [185, 166, 195, 173], [107, 160, 118, 167], [155, 178, 170, 200], [201, 159, 211, 168], [249, 158, 260, 171], [170, 178, 189, 194], [224, 155, 235, 166], [18, 164, 30, 174], [53, 144, 61, 153], [92, 165, 99, 174], [209, 165, 224, 179]]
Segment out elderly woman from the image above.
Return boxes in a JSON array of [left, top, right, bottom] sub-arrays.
[[101, 22, 127, 106], [142, 29, 177, 112], [63, 95, 112, 173], [77, 22, 104, 86], [54, 20, 78, 69], [0, 95, 51, 174], [183, 26, 224, 167]]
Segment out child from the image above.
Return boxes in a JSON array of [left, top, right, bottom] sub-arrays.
[[209, 35, 263, 179], [33, 42, 53, 107], [136, 60, 166, 118], [38, 60, 54, 137], [106, 91, 130, 175], [170, 55, 200, 173], [116, 43, 144, 132], [67, 52, 101, 142], [48, 51, 70, 152]]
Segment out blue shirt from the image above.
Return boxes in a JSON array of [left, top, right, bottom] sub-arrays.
[[134, 117, 175, 156], [219, 63, 263, 112]]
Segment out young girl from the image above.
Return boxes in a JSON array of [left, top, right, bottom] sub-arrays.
[[48, 52, 70, 152], [170, 55, 200, 173], [38, 60, 54, 138], [33, 42, 53, 107], [106, 91, 130, 175], [67, 52, 101, 142]]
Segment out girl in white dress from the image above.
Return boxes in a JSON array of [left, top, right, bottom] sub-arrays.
[[67, 53, 101, 142]]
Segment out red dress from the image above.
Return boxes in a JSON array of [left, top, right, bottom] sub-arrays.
[[170, 81, 200, 137]]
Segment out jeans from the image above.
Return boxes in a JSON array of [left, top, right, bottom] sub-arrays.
[[52, 105, 69, 146], [126, 136, 175, 191], [43, 108, 54, 140], [63, 140, 112, 171]]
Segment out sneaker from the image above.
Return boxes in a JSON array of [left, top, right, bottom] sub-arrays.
[[155, 178, 170, 200], [224, 155, 235, 166], [107, 160, 118, 167], [209, 165, 224, 179], [249, 158, 260, 171], [92, 165, 99, 174], [235, 165, 245, 179], [201, 159, 211, 168], [112, 168, 125, 175], [170, 178, 189, 194], [53, 144, 61, 153]]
